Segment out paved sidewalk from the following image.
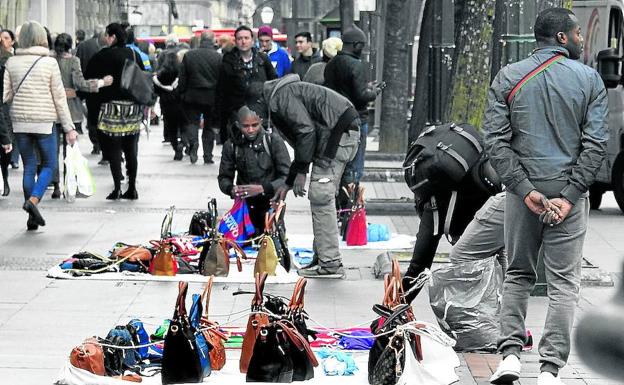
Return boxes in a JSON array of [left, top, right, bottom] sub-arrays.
[[0, 130, 622, 384]]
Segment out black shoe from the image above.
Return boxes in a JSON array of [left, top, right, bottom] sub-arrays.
[[2, 182, 9, 197], [106, 189, 121, 200], [26, 214, 38, 231], [173, 148, 183, 161], [184, 146, 190, 155], [190, 153, 198, 164], [51, 184, 61, 199], [121, 189, 138, 200], [22, 200, 45, 226], [10, 161, 18, 169], [204, 158, 214, 164]]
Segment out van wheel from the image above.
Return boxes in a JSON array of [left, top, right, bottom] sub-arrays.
[[589, 185, 604, 210], [612, 154, 624, 213]]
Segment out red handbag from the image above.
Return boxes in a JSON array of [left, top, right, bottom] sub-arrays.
[[346, 186, 368, 246]]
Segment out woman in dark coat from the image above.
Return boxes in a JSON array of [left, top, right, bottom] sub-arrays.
[[85, 23, 145, 200], [153, 48, 185, 160]]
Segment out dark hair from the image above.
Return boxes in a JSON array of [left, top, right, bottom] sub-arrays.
[[44, 26, 53, 51], [126, 28, 136, 45], [294, 32, 312, 42], [158, 49, 179, 75], [106, 23, 127, 47], [534, 8, 577, 43], [235, 25, 253, 38], [75, 29, 85, 42], [54, 33, 73, 55], [1, 29, 15, 42]]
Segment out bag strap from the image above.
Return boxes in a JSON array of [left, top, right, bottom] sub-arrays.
[[277, 320, 319, 366], [13, 56, 44, 97], [506, 54, 565, 105], [383, 276, 399, 307], [288, 277, 307, 311], [431, 196, 439, 237], [443, 190, 458, 244], [252, 272, 268, 307], [262, 132, 272, 158], [220, 238, 245, 271], [175, 281, 189, 318], [202, 276, 214, 317]]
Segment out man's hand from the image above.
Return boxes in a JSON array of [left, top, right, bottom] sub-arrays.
[[2, 143, 11, 153], [272, 185, 290, 202], [66, 129, 78, 145], [524, 190, 553, 215], [549, 198, 573, 224], [293, 173, 307, 197], [232, 184, 264, 199], [103, 75, 114, 87]]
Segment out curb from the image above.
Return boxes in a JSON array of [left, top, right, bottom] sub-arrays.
[[361, 167, 404, 182], [367, 198, 415, 215]]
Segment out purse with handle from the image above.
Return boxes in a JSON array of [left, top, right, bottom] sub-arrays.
[[255, 211, 279, 276], [69, 337, 105, 376], [201, 237, 244, 277], [148, 240, 177, 276], [240, 272, 270, 373], [199, 276, 228, 371]]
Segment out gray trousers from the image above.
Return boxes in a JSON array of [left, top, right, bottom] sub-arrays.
[[449, 192, 507, 271], [308, 130, 359, 267], [499, 192, 589, 372]]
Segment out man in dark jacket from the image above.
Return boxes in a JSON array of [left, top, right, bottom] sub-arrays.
[[76, 25, 104, 74], [218, 106, 291, 234], [178, 31, 221, 164], [324, 26, 382, 184], [484, 9, 608, 385], [269, 75, 360, 278], [216, 25, 277, 145], [291, 31, 321, 80]]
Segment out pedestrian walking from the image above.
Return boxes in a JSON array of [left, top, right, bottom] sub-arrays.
[[218, 106, 290, 234], [3, 20, 78, 230], [303, 37, 342, 85], [484, 8, 608, 385], [257, 25, 291, 78], [153, 47, 184, 160], [178, 31, 221, 164], [324, 26, 381, 185], [291, 31, 321, 80], [268, 74, 360, 278], [52, 32, 112, 198], [215, 25, 276, 144], [0, 28, 19, 170], [85, 22, 145, 201]]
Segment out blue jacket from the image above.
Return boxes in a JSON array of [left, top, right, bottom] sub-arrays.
[[483, 46, 608, 203], [266, 44, 291, 78]]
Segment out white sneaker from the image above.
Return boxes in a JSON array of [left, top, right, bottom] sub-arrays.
[[489, 355, 521, 384], [537, 372, 564, 385]]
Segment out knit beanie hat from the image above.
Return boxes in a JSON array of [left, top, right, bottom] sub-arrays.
[[341, 26, 366, 44], [257, 25, 273, 39], [322, 37, 343, 59]]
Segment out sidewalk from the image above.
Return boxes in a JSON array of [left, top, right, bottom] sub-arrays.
[[0, 130, 622, 384]]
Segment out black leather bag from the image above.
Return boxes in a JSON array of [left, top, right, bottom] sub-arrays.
[[370, 332, 407, 385], [161, 282, 203, 384], [246, 322, 294, 383], [121, 54, 155, 106]]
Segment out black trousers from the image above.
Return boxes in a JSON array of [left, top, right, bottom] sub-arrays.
[[182, 103, 215, 161], [100, 132, 139, 191], [161, 102, 185, 153]]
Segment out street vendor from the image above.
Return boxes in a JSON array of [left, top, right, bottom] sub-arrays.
[[217, 106, 291, 235]]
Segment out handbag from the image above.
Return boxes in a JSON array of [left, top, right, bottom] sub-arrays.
[[201, 237, 244, 277], [69, 338, 105, 376], [189, 293, 212, 378], [246, 322, 294, 383], [240, 272, 270, 373], [346, 186, 367, 246], [148, 240, 178, 276], [189, 198, 218, 237], [121, 49, 155, 106], [112, 244, 152, 263], [371, 331, 408, 385], [255, 211, 279, 276], [161, 282, 203, 384], [287, 277, 316, 342], [271, 201, 292, 272], [199, 276, 228, 371]]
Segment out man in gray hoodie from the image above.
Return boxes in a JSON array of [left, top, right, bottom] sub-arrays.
[[483, 8, 608, 385]]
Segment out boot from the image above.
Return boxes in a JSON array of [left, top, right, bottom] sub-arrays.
[[51, 183, 61, 199]]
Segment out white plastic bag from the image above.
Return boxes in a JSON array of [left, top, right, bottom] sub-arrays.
[[64, 144, 95, 202], [397, 335, 445, 385]]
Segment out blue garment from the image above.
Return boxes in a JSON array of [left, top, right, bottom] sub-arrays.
[[267, 44, 291, 78], [16, 131, 57, 200], [127, 44, 152, 72], [343, 121, 368, 183], [316, 348, 358, 376]]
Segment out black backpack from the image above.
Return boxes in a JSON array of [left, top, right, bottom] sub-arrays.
[[403, 122, 483, 204], [188, 198, 218, 237]]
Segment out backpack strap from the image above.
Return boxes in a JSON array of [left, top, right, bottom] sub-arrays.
[[431, 196, 439, 237], [262, 132, 272, 158], [507, 54, 565, 105], [443, 190, 458, 244]]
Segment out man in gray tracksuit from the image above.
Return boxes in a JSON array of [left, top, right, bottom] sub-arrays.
[[483, 8, 608, 385], [267, 74, 360, 278]]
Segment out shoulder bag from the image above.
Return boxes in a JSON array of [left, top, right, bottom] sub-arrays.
[[161, 282, 203, 384], [201, 237, 244, 277], [69, 338, 105, 376], [240, 272, 270, 373], [121, 48, 155, 106]]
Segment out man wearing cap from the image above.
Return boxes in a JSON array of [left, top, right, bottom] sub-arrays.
[[258, 25, 292, 78], [303, 37, 343, 85], [324, 26, 382, 185]]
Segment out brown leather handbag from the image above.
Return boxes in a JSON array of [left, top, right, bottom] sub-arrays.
[[149, 240, 178, 276], [201, 237, 244, 277], [199, 276, 228, 371], [112, 245, 152, 263], [69, 337, 105, 376], [240, 272, 270, 373]]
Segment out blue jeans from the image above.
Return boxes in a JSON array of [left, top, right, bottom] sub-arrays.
[[15, 131, 57, 200], [343, 121, 368, 183]]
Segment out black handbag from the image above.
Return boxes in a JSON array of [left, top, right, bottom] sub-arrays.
[[271, 202, 291, 272], [370, 332, 410, 385], [121, 49, 155, 106], [161, 282, 203, 384]]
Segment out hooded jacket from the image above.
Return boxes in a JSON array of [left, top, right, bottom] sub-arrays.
[[263, 74, 359, 185]]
